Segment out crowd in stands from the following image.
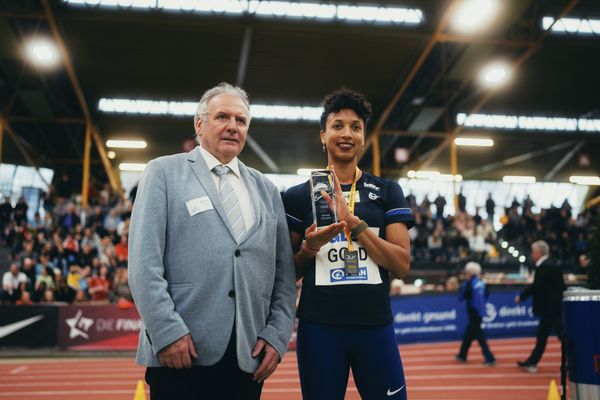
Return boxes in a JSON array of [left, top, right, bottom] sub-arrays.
[[1, 173, 596, 305], [498, 196, 594, 272], [405, 191, 595, 273], [1, 175, 133, 306], [406, 191, 499, 265]]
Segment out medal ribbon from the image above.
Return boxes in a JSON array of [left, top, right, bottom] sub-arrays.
[[327, 166, 361, 253]]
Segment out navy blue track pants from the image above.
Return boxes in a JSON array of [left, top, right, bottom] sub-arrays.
[[296, 319, 407, 400]]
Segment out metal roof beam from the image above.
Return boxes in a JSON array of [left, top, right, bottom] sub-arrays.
[[235, 26, 280, 173], [364, 0, 580, 176], [462, 140, 576, 179], [419, 0, 581, 171], [543, 140, 585, 181], [3, 122, 50, 187], [41, 0, 123, 204], [360, 0, 461, 175]]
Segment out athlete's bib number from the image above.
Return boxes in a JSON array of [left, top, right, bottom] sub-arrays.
[[315, 227, 382, 286]]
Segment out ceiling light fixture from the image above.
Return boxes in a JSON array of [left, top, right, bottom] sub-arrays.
[[454, 137, 494, 147], [456, 113, 600, 133], [407, 170, 462, 182], [106, 140, 147, 149], [479, 62, 511, 87], [25, 37, 60, 68], [119, 163, 147, 172], [64, 0, 423, 25], [99, 98, 322, 121], [569, 176, 600, 185], [451, 0, 499, 33], [503, 175, 536, 184], [543, 16, 600, 36]]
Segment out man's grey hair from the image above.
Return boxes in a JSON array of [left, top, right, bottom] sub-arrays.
[[531, 240, 549, 256], [193, 82, 251, 135], [464, 261, 482, 276]]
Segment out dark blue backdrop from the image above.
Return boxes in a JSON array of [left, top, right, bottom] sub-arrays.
[[391, 289, 537, 343]]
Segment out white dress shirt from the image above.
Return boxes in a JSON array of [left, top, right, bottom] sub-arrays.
[[535, 254, 549, 268], [199, 146, 255, 232]]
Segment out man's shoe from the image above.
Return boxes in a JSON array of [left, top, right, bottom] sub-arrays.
[[483, 359, 496, 366], [517, 361, 538, 373], [454, 355, 467, 363]]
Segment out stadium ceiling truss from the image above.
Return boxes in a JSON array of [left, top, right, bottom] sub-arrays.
[[0, 0, 599, 207]]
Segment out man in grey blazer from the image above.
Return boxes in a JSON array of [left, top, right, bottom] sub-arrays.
[[128, 82, 296, 399]]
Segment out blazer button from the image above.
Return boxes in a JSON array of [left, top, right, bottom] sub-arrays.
[[234, 249, 241, 257], [228, 290, 235, 298]]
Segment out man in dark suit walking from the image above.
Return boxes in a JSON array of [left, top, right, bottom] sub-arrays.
[[515, 240, 566, 373]]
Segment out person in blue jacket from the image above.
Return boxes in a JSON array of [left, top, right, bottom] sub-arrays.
[[455, 262, 496, 365]]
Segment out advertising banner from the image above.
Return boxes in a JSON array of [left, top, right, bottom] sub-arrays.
[[57, 305, 141, 350], [0, 305, 58, 347], [391, 289, 538, 343]]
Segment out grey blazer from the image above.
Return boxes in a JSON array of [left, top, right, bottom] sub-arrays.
[[128, 148, 296, 372]]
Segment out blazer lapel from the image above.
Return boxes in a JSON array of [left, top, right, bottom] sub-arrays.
[[187, 148, 236, 239]]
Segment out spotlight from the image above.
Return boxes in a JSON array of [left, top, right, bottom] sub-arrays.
[[25, 37, 60, 68]]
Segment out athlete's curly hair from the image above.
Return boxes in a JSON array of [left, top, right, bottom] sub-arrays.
[[319, 88, 373, 131]]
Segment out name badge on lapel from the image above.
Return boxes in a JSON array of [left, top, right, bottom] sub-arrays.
[[186, 196, 213, 216]]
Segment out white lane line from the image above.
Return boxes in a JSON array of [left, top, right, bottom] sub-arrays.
[[1, 367, 143, 375], [4, 373, 143, 381], [400, 344, 560, 356], [9, 366, 28, 375], [4, 370, 557, 383], [1, 381, 143, 387], [264, 384, 554, 393], [402, 352, 560, 362], [281, 344, 560, 359], [5, 354, 557, 374], [1, 365, 557, 378], [404, 362, 561, 371], [409, 385, 553, 391], [0, 390, 146, 396]]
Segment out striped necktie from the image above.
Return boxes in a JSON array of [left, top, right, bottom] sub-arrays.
[[213, 165, 246, 241]]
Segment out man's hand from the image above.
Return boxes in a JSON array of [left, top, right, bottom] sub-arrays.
[[252, 338, 280, 383], [515, 295, 521, 304], [158, 334, 198, 369]]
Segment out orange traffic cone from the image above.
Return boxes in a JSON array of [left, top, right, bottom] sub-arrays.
[[547, 379, 560, 400], [133, 380, 147, 400]]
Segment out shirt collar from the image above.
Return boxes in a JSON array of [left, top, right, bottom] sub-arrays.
[[535, 255, 549, 267], [198, 145, 241, 178]]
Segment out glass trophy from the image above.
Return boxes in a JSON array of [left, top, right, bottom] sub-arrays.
[[310, 170, 337, 227]]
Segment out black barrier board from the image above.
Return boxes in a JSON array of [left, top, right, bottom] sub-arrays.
[[0, 305, 58, 347]]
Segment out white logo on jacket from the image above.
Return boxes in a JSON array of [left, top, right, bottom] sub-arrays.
[[364, 182, 381, 191]]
